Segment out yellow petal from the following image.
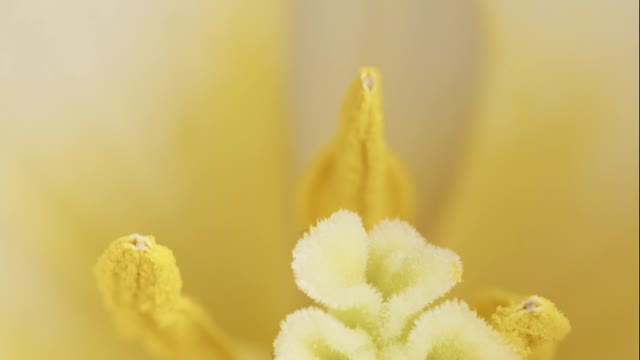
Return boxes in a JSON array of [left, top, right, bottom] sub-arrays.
[[436, 1, 638, 358], [0, 0, 294, 354], [298, 67, 414, 229], [96, 234, 239, 360]]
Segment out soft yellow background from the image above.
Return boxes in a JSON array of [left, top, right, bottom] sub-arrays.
[[1, 0, 637, 359], [437, 2, 639, 359], [1, 0, 294, 357]]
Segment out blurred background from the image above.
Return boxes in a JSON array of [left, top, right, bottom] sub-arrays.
[[0, 0, 637, 359]]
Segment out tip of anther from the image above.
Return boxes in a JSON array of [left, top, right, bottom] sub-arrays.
[[360, 71, 377, 92], [521, 296, 543, 312], [129, 233, 152, 251]]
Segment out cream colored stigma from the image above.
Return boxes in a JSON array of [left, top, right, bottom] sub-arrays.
[[274, 210, 521, 360]]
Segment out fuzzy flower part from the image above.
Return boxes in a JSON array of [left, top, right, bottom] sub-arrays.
[[95, 234, 241, 360], [274, 211, 521, 360]]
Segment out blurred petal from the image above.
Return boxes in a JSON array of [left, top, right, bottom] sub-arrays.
[[406, 300, 520, 360], [437, 1, 639, 358], [0, 0, 293, 357]]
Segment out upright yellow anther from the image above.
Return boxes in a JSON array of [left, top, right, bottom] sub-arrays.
[[477, 292, 571, 360], [298, 67, 414, 229], [96, 235, 181, 325], [95, 234, 241, 360]]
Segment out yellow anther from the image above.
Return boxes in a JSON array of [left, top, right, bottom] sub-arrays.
[[298, 67, 414, 229], [95, 234, 240, 360], [479, 292, 571, 359], [96, 234, 181, 323]]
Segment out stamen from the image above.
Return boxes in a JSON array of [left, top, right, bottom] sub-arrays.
[[95, 235, 238, 359]]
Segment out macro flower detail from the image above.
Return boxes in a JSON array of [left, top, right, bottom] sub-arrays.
[[91, 68, 572, 360], [274, 210, 522, 359], [95, 234, 242, 360], [476, 291, 571, 360], [298, 67, 414, 229]]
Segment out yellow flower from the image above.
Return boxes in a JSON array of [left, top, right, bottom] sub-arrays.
[[1, 1, 636, 359], [1, 1, 294, 358]]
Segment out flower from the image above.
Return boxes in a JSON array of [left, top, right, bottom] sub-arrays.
[[1, 2, 295, 358], [1, 1, 636, 359]]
